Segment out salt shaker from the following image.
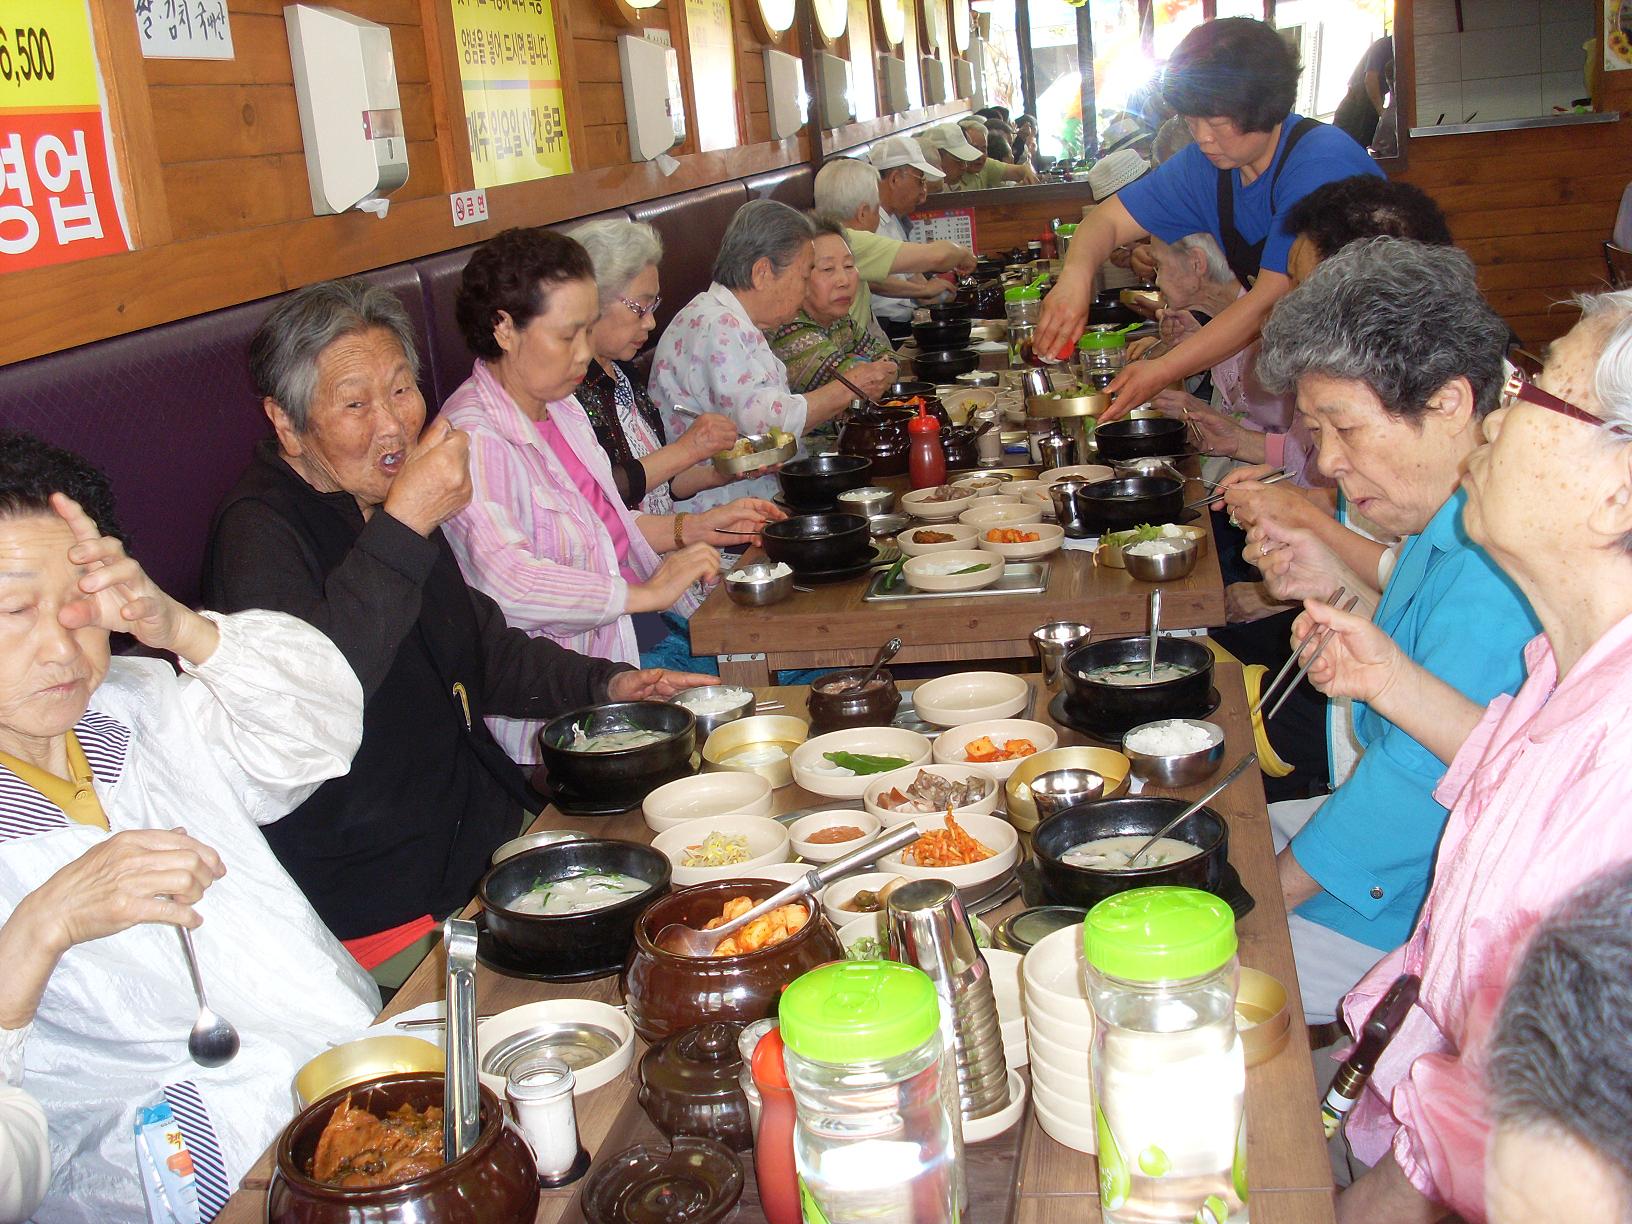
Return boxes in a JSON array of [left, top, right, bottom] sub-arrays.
[[505, 1057, 589, 1186]]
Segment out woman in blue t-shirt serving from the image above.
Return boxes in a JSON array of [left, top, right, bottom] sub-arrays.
[[1035, 18, 1383, 420]]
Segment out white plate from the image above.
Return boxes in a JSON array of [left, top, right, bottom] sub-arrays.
[[961, 1069, 1028, 1144], [790, 727, 933, 798], [895, 522, 980, 556], [1040, 464, 1112, 486], [822, 872, 908, 928], [910, 673, 1030, 727], [899, 487, 978, 522], [642, 772, 774, 832], [876, 810, 1020, 890], [959, 503, 1044, 530], [902, 550, 1004, 594], [788, 809, 882, 862], [975, 522, 1064, 561]]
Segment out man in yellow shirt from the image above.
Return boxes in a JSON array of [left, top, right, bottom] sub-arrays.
[[955, 118, 1039, 189], [918, 122, 1036, 192]]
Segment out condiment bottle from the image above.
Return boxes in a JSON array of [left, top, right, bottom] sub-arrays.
[[779, 961, 961, 1223], [908, 404, 947, 489], [505, 1057, 589, 1186], [1003, 281, 1042, 332], [1077, 327, 1127, 393], [1321, 973, 1420, 1138], [1085, 887, 1247, 1224], [750, 1028, 802, 1224]]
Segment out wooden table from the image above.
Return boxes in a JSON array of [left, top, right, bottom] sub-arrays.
[[219, 665, 1334, 1223]]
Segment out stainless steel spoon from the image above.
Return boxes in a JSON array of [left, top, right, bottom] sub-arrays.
[[1124, 753, 1258, 868], [176, 925, 240, 1068], [857, 636, 903, 691], [1146, 589, 1162, 681]]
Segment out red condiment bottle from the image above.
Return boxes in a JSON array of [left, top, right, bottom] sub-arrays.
[[908, 404, 946, 489], [751, 1029, 801, 1224]]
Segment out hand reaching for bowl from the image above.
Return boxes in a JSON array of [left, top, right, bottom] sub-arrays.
[[692, 499, 786, 547], [1153, 392, 1264, 463], [627, 544, 721, 613], [607, 668, 719, 704], [845, 360, 897, 402]]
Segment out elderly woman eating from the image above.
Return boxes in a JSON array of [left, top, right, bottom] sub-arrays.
[[1289, 288, 1632, 1223], [0, 431, 377, 1219], [1237, 239, 1540, 1024], [569, 218, 741, 514], [440, 227, 783, 700], [652, 200, 855, 508], [768, 217, 897, 399], [204, 279, 710, 985]]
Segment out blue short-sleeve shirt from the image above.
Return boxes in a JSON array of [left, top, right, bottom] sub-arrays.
[[1118, 115, 1383, 276]]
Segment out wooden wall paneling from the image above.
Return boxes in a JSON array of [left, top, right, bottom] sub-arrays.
[[417, 0, 474, 192], [87, 0, 172, 247]]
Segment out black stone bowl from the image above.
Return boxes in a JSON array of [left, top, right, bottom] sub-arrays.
[[1088, 289, 1141, 328], [1071, 476, 1184, 533], [1094, 417, 1189, 462], [886, 380, 939, 400], [1060, 635, 1215, 739], [777, 454, 872, 510], [912, 348, 981, 383], [1032, 796, 1228, 909], [536, 701, 697, 811], [761, 512, 871, 573], [912, 318, 973, 350], [929, 301, 972, 323], [479, 838, 670, 972]]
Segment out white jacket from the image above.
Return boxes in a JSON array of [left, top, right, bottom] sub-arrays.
[[0, 610, 379, 1222]]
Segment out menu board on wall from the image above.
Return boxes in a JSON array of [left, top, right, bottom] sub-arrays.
[[136, 0, 235, 60], [0, 0, 131, 273], [449, 0, 574, 188], [909, 208, 975, 250], [684, 0, 740, 151]]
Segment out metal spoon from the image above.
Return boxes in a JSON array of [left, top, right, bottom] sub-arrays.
[[1124, 752, 1259, 868], [857, 636, 903, 691], [176, 925, 240, 1068], [1146, 589, 1162, 681], [655, 823, 921, 957], [442, 917, 480, 1162]]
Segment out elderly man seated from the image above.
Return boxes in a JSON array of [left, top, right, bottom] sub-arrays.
[[865, 136, 956, 342], [952, 117, 1040, 189], [204, 280, 710, 986], [0, 431, 378, 1220], [813, 157, 976, 339]]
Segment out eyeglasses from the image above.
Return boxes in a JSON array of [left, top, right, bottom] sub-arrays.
[[618, 295, 661, 319], [1499, 370, 1628, 436]]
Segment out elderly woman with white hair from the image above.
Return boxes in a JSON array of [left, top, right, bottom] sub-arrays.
[[569, 218, 740, 514], [1289, 288, 1632, 1223]]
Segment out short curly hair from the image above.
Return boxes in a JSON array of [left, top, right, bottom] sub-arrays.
[[1283, 176, 1453, 260], [0, 430, 123, 542], [455, 227, 595, 361], [1160, 18, 1300, 133]]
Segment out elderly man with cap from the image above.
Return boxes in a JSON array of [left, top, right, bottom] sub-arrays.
[[950, 117, 1039, 190], [866, 136, 956, 341], [812, 156, 977, 338]]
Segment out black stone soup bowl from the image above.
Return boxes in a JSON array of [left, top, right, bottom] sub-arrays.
[[760, 512, 872, 573], [536, 701, 697, 811], [1032, 795, 1228, 909]]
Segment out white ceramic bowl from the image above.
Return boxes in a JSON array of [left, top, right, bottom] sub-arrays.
[[961, 1070, 1028, 1144], [476, 999, 635, 1099], [900, 486, 978, 522], [1034, 1103, 1097, 1154], [651, 814, 791, 885], [975, 522, 1064, 561], [902, 550, 1004, 594], [1028, 1023, 1093, 1072], [642, 771, 775, 833], [895, 522, 980, 556], [877, 810, 1020, 890], [910, 672, 1030, 726], [1021, 923, 1093, 1022], [1040, 463, 1113, 486], [1002, 479, 1048, 501], [787, 809, 882, 863], [959, 502, 1044, 531], [984, 948, 1025, 1063], [738, 862, 815, 886], [936, 387, 998, 423], [821, 872, 908, 928], [952, 476, 1011, 498], [790, 727, 934, 798], [932, 718, 1059, 782], [1031, 1077, 1097, 1130], [861, 762, 1001, 821]]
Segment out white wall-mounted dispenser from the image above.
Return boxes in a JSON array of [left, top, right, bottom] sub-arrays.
[[878, 54, 909, 115], [618, 33, 687, 161], [814, 52, 855, 130], [284, 5, 409, 217], [953, 57, 975, 101], [764, 48, 808, 140], [920, 55, 948, 105]]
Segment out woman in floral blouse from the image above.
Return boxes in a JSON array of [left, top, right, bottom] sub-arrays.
[[768, 217, 897, 400], [571, 219, 742, 514], [651, 201, 859, 510]]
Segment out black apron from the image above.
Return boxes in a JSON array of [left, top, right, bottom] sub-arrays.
[[1215, 117, 1320, 289]]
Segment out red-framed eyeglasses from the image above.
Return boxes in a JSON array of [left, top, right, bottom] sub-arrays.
[[1500, 371, 1630, 437]]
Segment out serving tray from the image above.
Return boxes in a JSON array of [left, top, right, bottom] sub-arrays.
[[861, 560, 1050, 602]]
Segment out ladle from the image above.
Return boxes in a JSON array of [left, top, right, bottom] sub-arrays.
[[656, 823, 921, 957], [1124, 753, 1259, 868]]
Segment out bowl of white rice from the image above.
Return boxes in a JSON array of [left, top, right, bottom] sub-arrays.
[[1121, 718, 1225, 786]]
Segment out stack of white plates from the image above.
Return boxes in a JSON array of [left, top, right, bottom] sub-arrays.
[[1022, 923, 1097, 1153]]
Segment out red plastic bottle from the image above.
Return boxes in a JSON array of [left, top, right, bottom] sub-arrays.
[[908, 404, 947, 489], [751, 1029, 801, 1224]]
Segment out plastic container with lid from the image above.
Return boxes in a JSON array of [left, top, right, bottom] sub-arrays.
[[1078, 327, 1128, 393], [1003, 281, 1042, 330], [1085, 887, 1247, 1224], [779, 961, 963, 1223], [908, 404, 947, 490]]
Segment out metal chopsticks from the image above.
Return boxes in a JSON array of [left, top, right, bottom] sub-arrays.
[[1249, 588, 1361, 724]]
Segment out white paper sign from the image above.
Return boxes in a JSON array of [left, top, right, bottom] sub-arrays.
[[135, 0, 235, 61], [909, 207, 976, 250]]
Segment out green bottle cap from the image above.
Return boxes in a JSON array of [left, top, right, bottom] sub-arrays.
[[1077, 329, 1127, 352], [1004, 283, 1042, 302], [1083, 886, 1237, 983], [779, 961, 941, 1063]]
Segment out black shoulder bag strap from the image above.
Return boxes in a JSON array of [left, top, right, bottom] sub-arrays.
[[1215, 117, 1320, 288]]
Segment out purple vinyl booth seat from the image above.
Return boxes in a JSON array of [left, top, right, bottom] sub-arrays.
[[0, 165, 813, 612]]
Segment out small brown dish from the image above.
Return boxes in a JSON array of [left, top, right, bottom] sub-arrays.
[[267, 1073, 538, 1223], [621, 879, 844, 1042], [806, 666, 902, 732], [582, 1136, 744, 1224], [638, 1021, 752, 1151]]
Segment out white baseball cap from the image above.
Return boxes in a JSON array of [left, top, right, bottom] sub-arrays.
[[1087, 148, 1151, 200], [869, 135, 946, 180], [920, 123, 981, 164]]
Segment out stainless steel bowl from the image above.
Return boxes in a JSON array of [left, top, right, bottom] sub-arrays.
[[837, 485, 896, 517], [491, 829, 588, 867], [1121, 537, 1201, 582], [868, 512, 912, 538], [669, 685, 756, 737], [725, 561, 795, 607], [1122, 719, 1225, 786]]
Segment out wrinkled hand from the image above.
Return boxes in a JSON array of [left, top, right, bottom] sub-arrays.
[[1035, 269, 1091, 362], [678, 413, 738, 462], [1225, 581, 1289, 623], [694, 499, 785, 547], [1291, 599, 1401, 705], [1247, 519, 1351, 604], [1129, 242, 1157, 282], [847, 359, 897, 400], [383, 417, 472, 536], [1219, 472, 1324, 533], [607, 668, 720, 703], [1157, 307, 1201, 347], [54, 495, 217, 662], [629, 543, 721, 613], [1153, 391, 1249, 458], [20, 828, 226, 957], [1099, 359, 1176, 422]]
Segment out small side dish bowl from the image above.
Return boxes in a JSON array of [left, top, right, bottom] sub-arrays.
[[910, 671, 1030, 726], [835, 485, 896, 517], [476, 998, 636, 1099], [723, 560, 794, 607], [959, 502, 1044, 531], [1040, 463, 1113, 486], [787, 810, 882, 863], [862, 762, 1001, 821], [902, 550, 1005, 594], [1238, 967, 1293, 1067], [642, 771, 775, 833], [650, 814, 791, 886], [821, 871, 909, 927], [895, 522, 980, 556], [975, 521, 1064, 560], [876, 810, 1020, 890], [1121, 718, 1225, 787], [790, 726, 934, 798], [931, 718, 1059, 782], [702, 715, 810, 789], [899, 486, 979, 523]]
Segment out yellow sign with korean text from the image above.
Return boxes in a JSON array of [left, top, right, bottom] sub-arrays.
[[449, 0, 574, 188]]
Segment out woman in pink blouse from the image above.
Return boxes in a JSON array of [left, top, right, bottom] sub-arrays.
[[440, 227, 783, 763], [1290, 288, 1632, 1222]]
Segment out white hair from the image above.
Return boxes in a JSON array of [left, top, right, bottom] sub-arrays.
[[1578, 288, 1632, 434], [568, 218, 664, 309], [814, 157, 880, 223], [1172, 232, 1234, 285]]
